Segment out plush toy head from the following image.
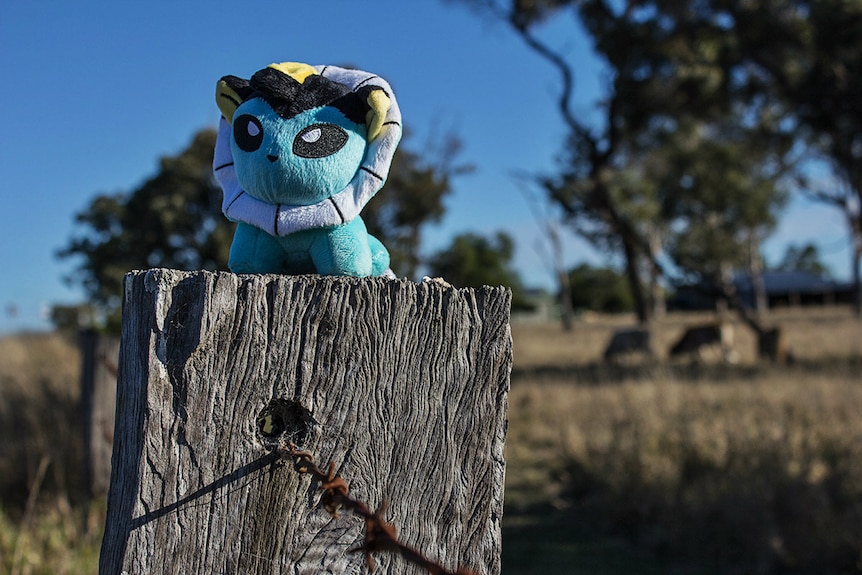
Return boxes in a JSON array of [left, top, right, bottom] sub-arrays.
[[217, 63, 381, 206]]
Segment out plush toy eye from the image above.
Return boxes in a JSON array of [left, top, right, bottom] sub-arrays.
[[234, 114, 264, 152], [293, 123, 348, 159]]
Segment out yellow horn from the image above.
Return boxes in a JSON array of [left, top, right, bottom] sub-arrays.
[[216, 80, 244, 123], [365, 89, 391, 141]]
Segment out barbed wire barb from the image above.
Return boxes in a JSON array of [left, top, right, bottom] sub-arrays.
[[278, 442, 478, 575]]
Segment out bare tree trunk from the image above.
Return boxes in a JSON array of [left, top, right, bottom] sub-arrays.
[[808, 176, 861, 317], [623, 239, 650, 325], [648, 229, 666, 319], [503, 12, 662, 327], [557, 269, 575, 331], [716, 261, 789, 362], [100, 270, 511, 575], [743, 229, 768, 315], [548, 220, 574, 331], [720, 261, 752, 328], [516, 178, 574, 331], [852, 220, 861, 317]]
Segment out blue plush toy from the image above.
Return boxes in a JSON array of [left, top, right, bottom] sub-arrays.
[[213, 62, 402, 277]]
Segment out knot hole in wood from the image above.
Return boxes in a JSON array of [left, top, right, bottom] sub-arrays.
[[255, 398, 316, 450]]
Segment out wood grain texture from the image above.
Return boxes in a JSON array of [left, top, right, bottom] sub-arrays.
[[100, 270, 512, 575]]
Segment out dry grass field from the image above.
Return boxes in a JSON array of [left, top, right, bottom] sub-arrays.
[[0, 333, 101, 575], [0, 306, 860, 574], [505, 307, 862, 574]]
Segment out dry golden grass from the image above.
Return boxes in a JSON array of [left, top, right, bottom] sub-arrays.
[[0, 332, 97, 575], [0, 333, 82, 505], [505, 306, 862, 574], [1, 307, 860, 574], [507, 370, 862, 498], [512, 306, 862, 367]]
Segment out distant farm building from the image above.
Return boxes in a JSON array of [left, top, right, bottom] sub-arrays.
[[735, 271, 855, 308], [669, 271, 855, 311]]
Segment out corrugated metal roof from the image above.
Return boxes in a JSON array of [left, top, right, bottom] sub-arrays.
[[734, 271, 838, 295]]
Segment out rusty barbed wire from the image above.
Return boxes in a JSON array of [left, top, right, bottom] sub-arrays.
[[278, 442, 478, 575]]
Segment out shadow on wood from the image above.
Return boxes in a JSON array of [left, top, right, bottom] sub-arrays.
[[100, 270, 512, 575], [128, 452, 280, 530]]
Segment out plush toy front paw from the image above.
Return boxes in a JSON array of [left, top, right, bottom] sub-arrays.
[[228, 224, 315, 275], [307, 219, 376, 277]]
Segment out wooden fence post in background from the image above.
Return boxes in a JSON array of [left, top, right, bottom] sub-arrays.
[[100, 269, 512, 575], [80, 329, 119, 498]]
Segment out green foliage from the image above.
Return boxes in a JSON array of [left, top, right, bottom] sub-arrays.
[[775, 242, 831, 278], [658, 120, 789, 284], [454, 1, 862, 314], [48, 304, 100, 336], [363, 130, 471, 278], [427, 231, 534, 310], [453, 0, 802, 322], [727, 0, 862, 309], [566, 263, 633, 313], [58, 129, 231, 330], [730, 0, 862, 188], [1, 504, 102, 575]]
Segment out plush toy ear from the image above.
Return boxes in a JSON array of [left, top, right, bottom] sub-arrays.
[[216, 75, 252, 123], [364, 88, 391, 141]]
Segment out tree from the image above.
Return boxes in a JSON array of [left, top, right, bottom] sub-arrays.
[[362, 128, 472, 278], [517, 176, 576, 329], [58, 129, 231, 329], [657, 119, 789, 290], [567, 263, 633, 313], [427, 231, 534, 310], [448, 0, 798, 325], [49, 303, 101, 335], [722, 0, 862, 314], [775, 242, 830, 278]]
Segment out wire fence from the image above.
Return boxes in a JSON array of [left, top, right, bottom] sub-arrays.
[[280, 442, 478, 575]]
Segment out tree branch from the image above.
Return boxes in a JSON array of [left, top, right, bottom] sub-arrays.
[[506, 13, 598, 155]]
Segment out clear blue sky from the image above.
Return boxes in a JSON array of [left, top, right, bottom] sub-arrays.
[[0, 0, 851, 333]]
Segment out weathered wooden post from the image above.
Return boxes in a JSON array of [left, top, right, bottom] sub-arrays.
[[100, 269, 511, 574], [80, 329, 119, 497]]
